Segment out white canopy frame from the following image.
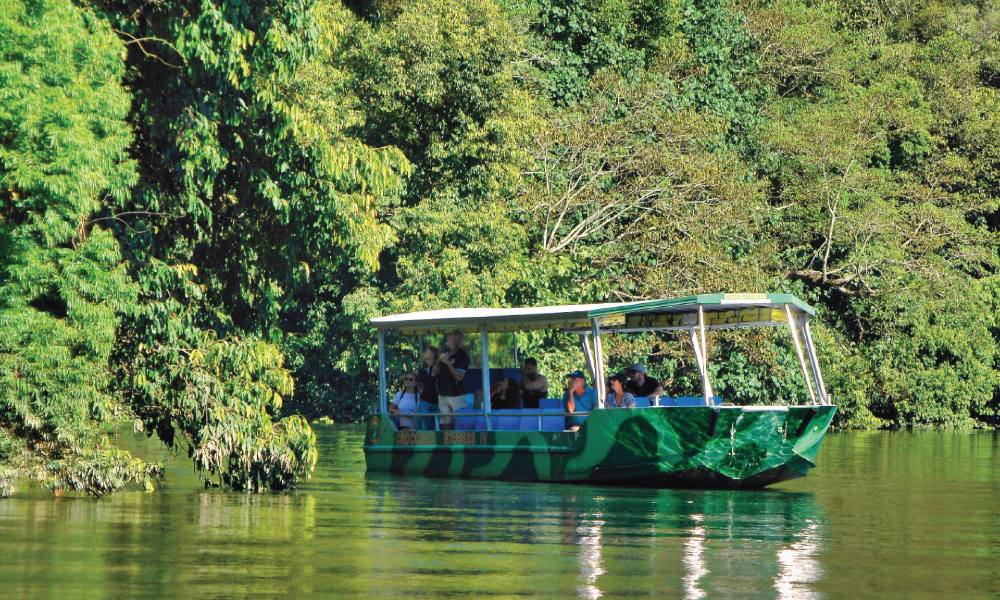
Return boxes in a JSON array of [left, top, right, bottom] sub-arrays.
[[580, 333, 596, 384], [802, 320, 830, 405], [591, 319, 607, 408], [784, 305, 817, 405], [377, 329, 388, 413], [371, 293, 831, 424], [479, 326, 492, 430], [689, 326, 715, 407]]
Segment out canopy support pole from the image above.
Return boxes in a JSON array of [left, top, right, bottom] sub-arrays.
[[803, 320, 829, 405], [513, 332, 520, 367], [690, 328, 714, 405], [784, 305, 817, 404], [377, 328, 388, 413], [591, 319, 606, 408], [698, 305, 709, 374], [697, 306, 715, 405], [480, 325, 492, 430], [580, 333, 596, 384]]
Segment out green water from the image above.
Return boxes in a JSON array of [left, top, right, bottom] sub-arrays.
[[1, 428, 996, 598]]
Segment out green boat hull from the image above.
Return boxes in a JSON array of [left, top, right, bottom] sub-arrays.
[[364, 405, 836, 488]]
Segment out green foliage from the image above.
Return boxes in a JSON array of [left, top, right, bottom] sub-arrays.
[[863, 278, 996, 427], [708, 335, 809, 406], [506, 0, 682, 105], [3, 0, 996, 502], [752, 0, 999, 427], [93, 0, 402, 491], [283, 0, 539, 417], [524, 69, 768, 295], [155, 334, 316, 491], [677, 0, 762, 155], [347, 0, 534, 202], [0, 0, 159, 496], [295, 0, 997, 430]]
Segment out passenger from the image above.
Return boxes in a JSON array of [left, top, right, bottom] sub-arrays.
[[520, 357, 548, 409], [417, 346, 440, 429], [434, 331, 470, 430], [491, 376, 522, 409], [563, 370, 596, 431], [605, 372, 636, 408], [390, 372, 420, 430], [624, 363, 663, 399]]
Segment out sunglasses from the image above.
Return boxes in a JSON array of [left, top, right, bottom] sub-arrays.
[[404, 377, 416, 382]]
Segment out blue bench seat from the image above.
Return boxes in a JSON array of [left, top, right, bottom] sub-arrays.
[[492, 409, 523, 431], [455, 408, 485, 431], [453, 396, 723, 432], [452, 405, 566, 432]]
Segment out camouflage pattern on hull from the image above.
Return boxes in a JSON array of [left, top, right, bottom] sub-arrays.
[[363, 405, 836, 488]]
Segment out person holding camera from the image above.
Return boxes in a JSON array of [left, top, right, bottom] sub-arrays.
[[433, 331, 470, 430]]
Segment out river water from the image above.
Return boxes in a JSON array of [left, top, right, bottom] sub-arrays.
[[1, 427, 996, 598]]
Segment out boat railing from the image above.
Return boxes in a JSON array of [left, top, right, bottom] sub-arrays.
[[384, 410, 590, 432], [379, 403, 810, 433]]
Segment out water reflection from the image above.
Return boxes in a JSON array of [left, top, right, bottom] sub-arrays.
[[37, 428, 1000, 598], [775, 519, 822, 599], [682, 513, 708, 600], [576, 514, 605, 599], [363, 473, 827, 598]]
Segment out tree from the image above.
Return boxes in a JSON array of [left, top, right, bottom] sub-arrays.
[[279, 0, 412, 419], [502, 0, 682, 105], [0, 0, 159, 496], [677, 0, 763, 155], [282, 0, 540, 418], [524, 70, 766, 296], [348, 0, 535, 204], [96, 0, 405, 488], [752, 0, 999, 426]]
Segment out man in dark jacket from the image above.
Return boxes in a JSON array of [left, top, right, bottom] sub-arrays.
[[434, 331, 470, 430]]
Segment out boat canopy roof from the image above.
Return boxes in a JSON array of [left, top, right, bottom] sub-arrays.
[[372, 293, 814, 334]]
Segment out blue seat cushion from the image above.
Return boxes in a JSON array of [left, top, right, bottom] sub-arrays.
[[670, 396, 722, 407], [634, 396, 651, 408], [462, 368, 524, 395], [520, 414, 541, 432], [455, 408, 485, 431], [539, 407, 564, 432], [539, 397, 562, 410], [492, 409, 522, 431]]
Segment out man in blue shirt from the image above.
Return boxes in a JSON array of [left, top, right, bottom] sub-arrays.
[[562, 370, 596, 431]]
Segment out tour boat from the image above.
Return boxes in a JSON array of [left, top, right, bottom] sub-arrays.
[[364, 293, 836, 488]]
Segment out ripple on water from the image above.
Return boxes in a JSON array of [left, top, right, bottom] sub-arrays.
[[0, 427, 996, 599]]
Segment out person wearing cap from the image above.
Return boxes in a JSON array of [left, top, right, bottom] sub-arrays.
[[625, 363, 663, 398], [606, 372, 636, 408], [563, 370, 596, 431], [520, 357, 548, 409]]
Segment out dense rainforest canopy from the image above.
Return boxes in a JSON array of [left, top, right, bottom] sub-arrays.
[[1, 0, 997, 496]]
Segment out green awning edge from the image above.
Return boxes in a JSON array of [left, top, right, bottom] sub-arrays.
[[587, 292, 815, 318], [764, 293, 816, 315]]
